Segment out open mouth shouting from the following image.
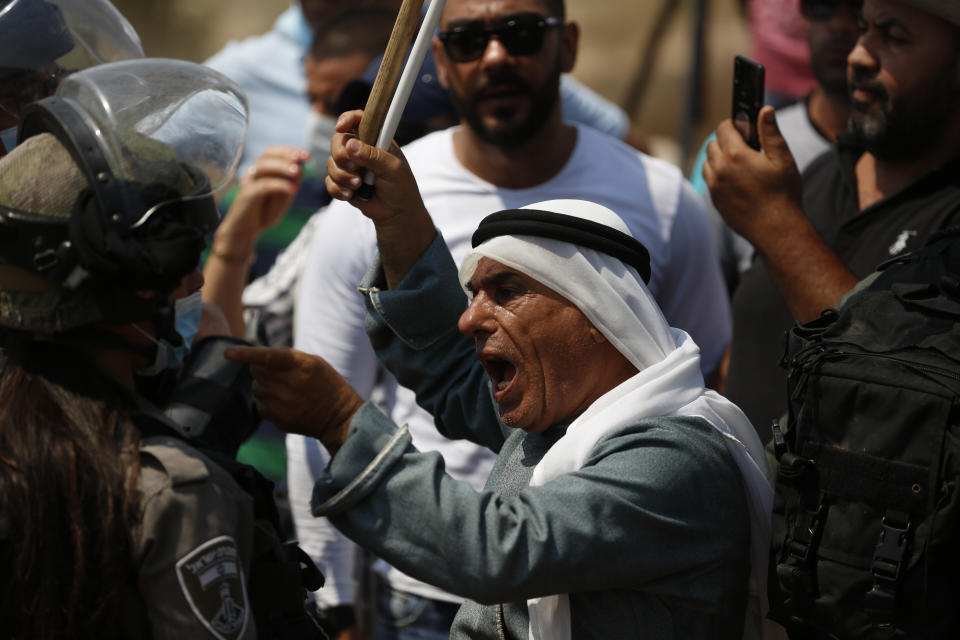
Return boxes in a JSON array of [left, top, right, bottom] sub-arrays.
[[480, 352, 519, 399]]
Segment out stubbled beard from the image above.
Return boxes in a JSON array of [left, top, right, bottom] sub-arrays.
[[849, 68, 959, 161], [448, 63, 562, 147]]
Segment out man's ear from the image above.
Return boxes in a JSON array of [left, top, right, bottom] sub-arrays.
[[432, 36, 450, 89], [561, 21, 579, 73]]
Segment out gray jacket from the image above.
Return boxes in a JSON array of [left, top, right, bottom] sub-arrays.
[[310, 234, 750, 639]]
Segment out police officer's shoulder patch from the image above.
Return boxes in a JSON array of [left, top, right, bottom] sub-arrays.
[[176, 535, 250, 640]]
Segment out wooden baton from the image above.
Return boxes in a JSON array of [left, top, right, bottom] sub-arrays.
[[354, 0, 425, 200]]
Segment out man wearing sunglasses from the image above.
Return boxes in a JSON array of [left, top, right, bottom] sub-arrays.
[[206, 0, 641, 180], [287, 0, 731, 637], [705, 0, 960, 442]]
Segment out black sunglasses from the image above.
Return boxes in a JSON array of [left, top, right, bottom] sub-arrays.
[[438, 14, 563, 63], [800, 0, 862, 20]]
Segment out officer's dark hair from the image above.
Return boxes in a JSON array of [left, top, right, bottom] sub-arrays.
[[308, 7, 396, 62], [0, 341, 140, 640]]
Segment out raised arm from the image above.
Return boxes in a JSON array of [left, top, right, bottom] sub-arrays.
[[203, 146, 309, 337], [313, 410, 748, 608], [703, 106, 858, 322], [326, 110, 506, 450], [363, 236, 507, 452], [325, 110, 436, 289]]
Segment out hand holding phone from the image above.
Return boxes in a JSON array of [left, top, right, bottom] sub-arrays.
[[732, 55, 765, 150]]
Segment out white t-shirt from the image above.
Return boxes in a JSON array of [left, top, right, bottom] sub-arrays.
[[288, 125, 731, 605], [776, 100, 831, 172]]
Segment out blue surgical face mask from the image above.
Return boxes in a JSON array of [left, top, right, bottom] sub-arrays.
[[135, 291, 204, 375], [0, 126, 17, 155], [173, 290, 203, 349], [304, 110, 338, 180]]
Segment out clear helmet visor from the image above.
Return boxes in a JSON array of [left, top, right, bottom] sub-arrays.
[[49, 0, 144, 68], [0, 0, 144, 126], [50, 58, 249, 227]]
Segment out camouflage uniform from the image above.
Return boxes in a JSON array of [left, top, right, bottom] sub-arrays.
[[134, 435, 257, 640], [0, 64, 322, 640]]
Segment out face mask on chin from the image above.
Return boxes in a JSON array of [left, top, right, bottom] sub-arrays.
[[134, 291, 204, 376], [304, 110, 338, 179]]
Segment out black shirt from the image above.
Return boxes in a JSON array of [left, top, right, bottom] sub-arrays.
[[724, 137, 960, 441]]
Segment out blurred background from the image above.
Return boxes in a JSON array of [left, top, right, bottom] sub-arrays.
[[110, 0, 751, 170]]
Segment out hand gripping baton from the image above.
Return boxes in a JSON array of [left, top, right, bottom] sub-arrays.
[[354, 0, 448, 201]]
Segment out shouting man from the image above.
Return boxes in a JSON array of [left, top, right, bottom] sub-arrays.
[[287, 0, 730, 631], [228, 123, 773, 636]]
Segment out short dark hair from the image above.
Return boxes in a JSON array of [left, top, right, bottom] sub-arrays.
[[309, 7, 395, 61], [444, 0, 565, 21]]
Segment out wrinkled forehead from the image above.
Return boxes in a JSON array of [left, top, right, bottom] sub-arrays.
[[466, 256, 575, 305], [441, 0, 554, 26], [864, 0, 960, 50], [865, 0, 945, 24], [465, 256, 602, 334], [862, 0, 910, 19], [466, 256, 528, 291]]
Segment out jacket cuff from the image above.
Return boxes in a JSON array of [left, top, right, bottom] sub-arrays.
[[311, 402, 410, 517], [360, 231, 468, 350]]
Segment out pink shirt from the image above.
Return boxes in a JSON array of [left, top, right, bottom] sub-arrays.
[[748, 0, 815, 99]]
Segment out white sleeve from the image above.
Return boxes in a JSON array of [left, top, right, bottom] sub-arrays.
[[293, 203, 380, 392], [204, 41, 249, 83], [655, 179, 732, 375], [287, 203, 379, 607], [286, 433, 359, 608], [560, 74, 630, 139], [242, 207, 327, 347]]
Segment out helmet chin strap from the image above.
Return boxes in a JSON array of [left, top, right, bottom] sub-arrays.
[[0, 325, 155, 401], [130, 323, 180, 375], [43, 324, 157, 360], [8, 301, 180, 367]]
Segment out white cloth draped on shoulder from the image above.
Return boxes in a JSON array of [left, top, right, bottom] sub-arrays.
[[459, 199, 777, 640]]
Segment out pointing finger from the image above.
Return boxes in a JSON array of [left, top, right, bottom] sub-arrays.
[[224, 345, 299, 370]]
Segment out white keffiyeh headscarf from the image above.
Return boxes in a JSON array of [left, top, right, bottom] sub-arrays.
[[459, 199, 778, 640]]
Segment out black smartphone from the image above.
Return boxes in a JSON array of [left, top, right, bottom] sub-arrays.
[[732, 55, 765, 150]]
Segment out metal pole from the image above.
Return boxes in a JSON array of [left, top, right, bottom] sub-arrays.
[[678, 0, 708, 170]]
